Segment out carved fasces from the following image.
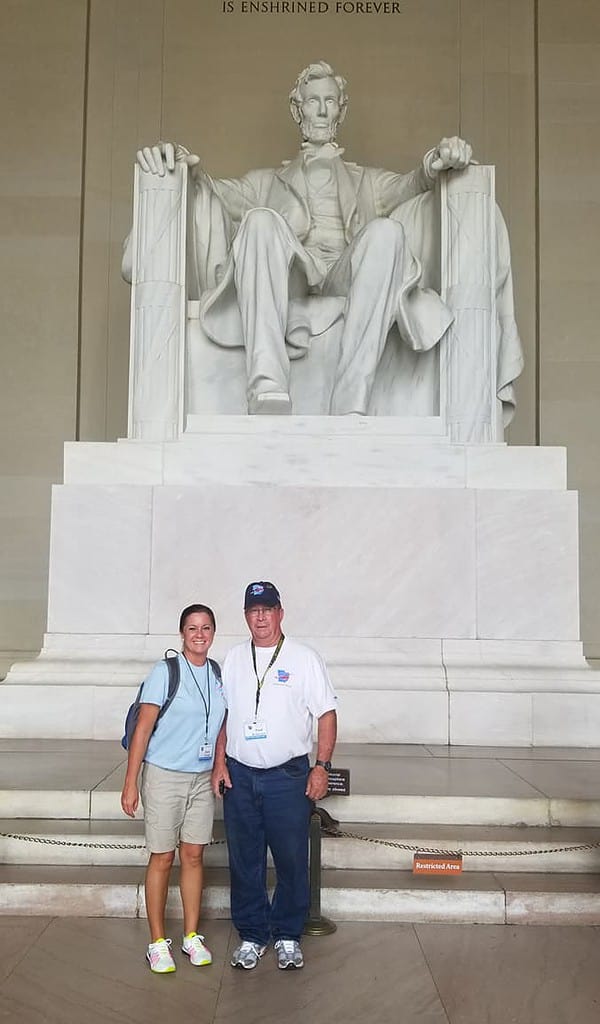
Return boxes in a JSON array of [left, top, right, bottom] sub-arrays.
[[439, 165, 500, 443], [128, 163, 188, 441]]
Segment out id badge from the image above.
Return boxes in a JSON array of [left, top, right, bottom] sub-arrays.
[[244, 720, 267, 741], [198, 742, 213, 760]]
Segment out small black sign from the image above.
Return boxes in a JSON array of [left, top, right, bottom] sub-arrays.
[[327, 768, 350, 796]]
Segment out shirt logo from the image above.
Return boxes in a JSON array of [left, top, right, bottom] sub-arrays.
[[277, 669, 290, 683]]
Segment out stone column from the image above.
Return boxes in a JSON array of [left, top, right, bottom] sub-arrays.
[[439, 165, 500, 443], [127, 163, 188, 440]]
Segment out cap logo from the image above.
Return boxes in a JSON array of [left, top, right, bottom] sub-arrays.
[[251, 584, 265, 596]]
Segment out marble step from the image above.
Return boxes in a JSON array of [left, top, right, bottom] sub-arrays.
[[4, 740, 600, 826], [3, 784, 600, 828], [2, 819, 600, 873], [1, 864, 600, 926]]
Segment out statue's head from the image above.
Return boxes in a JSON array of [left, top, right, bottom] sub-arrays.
[[289, 61, 348, 144]]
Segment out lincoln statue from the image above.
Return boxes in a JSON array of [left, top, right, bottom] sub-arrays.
[[123, 61, 508, 418]]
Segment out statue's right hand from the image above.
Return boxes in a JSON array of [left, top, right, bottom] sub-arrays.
[[135, 142, 200, 176], [136, 142, 175, 176]]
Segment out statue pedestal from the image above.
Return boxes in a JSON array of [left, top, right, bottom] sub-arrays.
[[3, 419, 598, 745]]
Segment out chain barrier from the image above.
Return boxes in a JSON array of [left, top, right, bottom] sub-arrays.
[[320, 826, 600, 858], [0, 832, 227, 852], [2, 827, 600, 859]]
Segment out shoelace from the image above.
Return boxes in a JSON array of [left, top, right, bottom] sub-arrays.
[[150, 939, 172, 963], [278, 940, 297, 954]]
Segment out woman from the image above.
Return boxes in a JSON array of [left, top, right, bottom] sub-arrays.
[[121, 604, 225, 974]]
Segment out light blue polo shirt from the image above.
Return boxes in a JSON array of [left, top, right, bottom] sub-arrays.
[[142, 654, 225, 773]]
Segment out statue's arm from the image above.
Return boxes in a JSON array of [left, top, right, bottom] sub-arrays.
[[121, 141, 259, 284], [201, 169, 272, 223], [372, 164, 435, 216], [121, 142, 271, 288], [372, 136, 474, 217], [129, 138, 269, 220], [132, 139, 245, 204]]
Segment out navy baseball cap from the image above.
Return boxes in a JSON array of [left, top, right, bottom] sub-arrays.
[[244, 581, 282, 610]]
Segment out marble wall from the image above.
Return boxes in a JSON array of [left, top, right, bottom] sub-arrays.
[[0, 0, 87, 667], [1, 0, 600, 666], [538, 1, 600, 658]]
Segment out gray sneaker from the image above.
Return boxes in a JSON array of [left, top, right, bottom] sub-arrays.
[[274, 938, 304, 970], [231, 940, 267, 970]]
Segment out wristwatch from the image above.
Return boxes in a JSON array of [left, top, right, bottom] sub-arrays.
[[315, 759, 332, 771]]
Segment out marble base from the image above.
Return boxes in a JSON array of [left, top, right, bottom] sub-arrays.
[[3, 638, 599, 745], [63, 422, 567, 490], [0, 426, 591, 744]]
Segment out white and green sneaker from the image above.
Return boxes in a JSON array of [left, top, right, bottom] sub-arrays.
[[146, 937, 176, 974], [182, 932, 212, 966]]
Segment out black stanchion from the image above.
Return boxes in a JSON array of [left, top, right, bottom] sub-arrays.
[[303, 810, 337, 936]]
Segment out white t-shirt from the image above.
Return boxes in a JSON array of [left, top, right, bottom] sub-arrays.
[[222, 636, 337, 769]]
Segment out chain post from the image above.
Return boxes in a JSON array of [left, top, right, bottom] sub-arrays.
[[303, 810, 337, 936]]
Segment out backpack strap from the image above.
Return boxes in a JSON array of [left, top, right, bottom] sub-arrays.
[[157, 650, 220, 724], [157, 649, 181, 721], [122, 651, 181, 750], [208, 657, 222, 683]]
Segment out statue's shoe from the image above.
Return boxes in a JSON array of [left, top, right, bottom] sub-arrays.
[[248, 392, 292, 415]]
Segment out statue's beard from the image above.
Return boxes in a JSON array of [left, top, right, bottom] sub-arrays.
[[300, 118, 338, 144]]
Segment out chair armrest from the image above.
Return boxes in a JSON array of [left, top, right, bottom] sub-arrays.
[[127, 163, 189, 440], [438, 164, 501, 443]]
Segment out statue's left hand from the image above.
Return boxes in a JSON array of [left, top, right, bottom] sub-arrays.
[[427, 136, 473, 174]]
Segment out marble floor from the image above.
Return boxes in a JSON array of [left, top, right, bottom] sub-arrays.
[[1, 916, 599, 1024], [3, 739, 600, 1020]]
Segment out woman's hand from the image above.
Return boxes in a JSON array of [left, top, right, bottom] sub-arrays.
[[121, 779, 140, 818]]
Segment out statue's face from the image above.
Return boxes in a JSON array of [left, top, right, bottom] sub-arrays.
[[297, 76, 342, 144]]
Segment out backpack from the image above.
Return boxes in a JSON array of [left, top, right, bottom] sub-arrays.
[[121, 649, 222, 750]]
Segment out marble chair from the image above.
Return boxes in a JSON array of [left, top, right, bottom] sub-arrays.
[[125, 162, 521, 444]]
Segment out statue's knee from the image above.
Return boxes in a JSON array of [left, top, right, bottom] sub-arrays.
[[237, 208, 291, 258], [241, 207, 281, 236], [362, 217, 405, 250]]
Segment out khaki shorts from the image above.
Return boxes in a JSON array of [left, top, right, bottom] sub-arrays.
[[141, 762, 215, 853]]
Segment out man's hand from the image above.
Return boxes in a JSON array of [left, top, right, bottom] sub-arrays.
[[305, 765, 329, 801], [136, 141, 201, 176], [426, 136, 473, 176], [211, 762, 232, 799]]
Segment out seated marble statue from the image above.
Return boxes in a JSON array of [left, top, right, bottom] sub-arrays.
[[127, 60, 518, 418]]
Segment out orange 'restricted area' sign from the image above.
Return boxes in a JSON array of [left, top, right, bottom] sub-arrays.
[[413, 852, 463, 875]]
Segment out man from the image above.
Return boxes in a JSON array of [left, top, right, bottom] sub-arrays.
[[211, 581, 337, 970], [130, 60, 474, 416]]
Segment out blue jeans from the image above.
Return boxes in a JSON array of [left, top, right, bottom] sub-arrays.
[[223, 755, 311, 945]]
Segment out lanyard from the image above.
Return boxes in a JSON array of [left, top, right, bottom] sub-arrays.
[[250, 634, 285, 719], [183, 655, 211, 741]]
